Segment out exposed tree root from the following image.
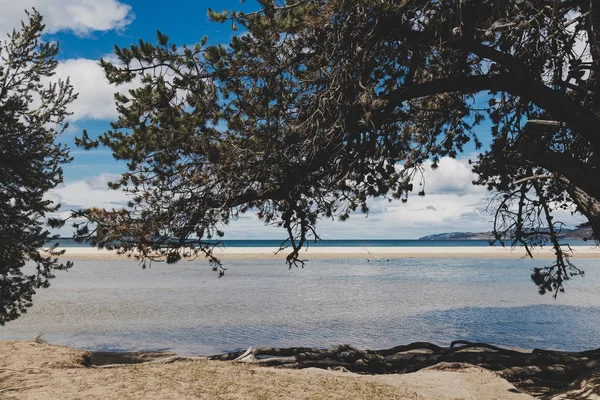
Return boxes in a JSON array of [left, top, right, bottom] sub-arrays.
[[207, 341, 600, 393], [207, 341, 537, 373], [88, 341, 600, 395]]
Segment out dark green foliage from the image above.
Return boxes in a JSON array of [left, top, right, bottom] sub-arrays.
[[77, 0, 599, 295], [0, 10, 76, 325]]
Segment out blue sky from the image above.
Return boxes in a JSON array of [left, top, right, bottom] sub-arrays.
[[45, 0, 257, 181], [1, 0, 585, 239]]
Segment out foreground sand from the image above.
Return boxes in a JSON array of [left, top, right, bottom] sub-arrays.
[[57, 245, 600, 261], [0, 341, 535, 400]]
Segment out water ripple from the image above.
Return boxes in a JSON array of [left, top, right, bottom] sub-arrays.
[[2, 258, 600, 354]]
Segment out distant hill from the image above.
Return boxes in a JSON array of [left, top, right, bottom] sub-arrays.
[[419, 226, 595, 241], [418, 232, 493, 241], [564, 226, 595, 240]]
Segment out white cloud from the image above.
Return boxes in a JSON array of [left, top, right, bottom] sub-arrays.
[[49, 157, 586, 239], [224, 157, 585, 239], [48, 173, 130, 236], [419, 157, 486, 196], [52, 58, 138, 121], [0, 3, 136, 122], [224, 157, 493, 239], [218, 189, 494, 240], [49, 173, 128, 211], [0, 0, 133, 37]]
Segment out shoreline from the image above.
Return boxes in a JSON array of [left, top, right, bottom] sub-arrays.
[[54, 245, 600, 260]]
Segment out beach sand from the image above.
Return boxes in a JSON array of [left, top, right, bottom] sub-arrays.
[[56, 245, 600, 261], [0, 341, 535, 400]]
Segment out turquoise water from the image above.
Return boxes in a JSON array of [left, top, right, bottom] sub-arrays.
[[3, 256, 600, 355]]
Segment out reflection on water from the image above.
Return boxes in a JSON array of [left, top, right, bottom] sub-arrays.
[[2, 257, 600, 354]]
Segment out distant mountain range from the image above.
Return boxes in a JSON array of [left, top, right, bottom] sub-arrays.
[[418, 226, 594, 241]]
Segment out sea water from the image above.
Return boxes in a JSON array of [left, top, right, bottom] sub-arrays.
[[2, 256, 600, 355]]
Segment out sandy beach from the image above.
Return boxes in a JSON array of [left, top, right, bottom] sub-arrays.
[[56, 245, 600, 261], [0, 341, 537, 400]]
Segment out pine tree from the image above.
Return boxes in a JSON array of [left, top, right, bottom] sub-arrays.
[[77, 1, 599, 295], [0, 10, 77, 325]]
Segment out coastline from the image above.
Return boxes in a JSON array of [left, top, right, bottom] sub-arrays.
[[55, 245, 600, 260]]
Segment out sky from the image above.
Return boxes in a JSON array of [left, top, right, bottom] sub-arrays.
[[1, 0, 586, 239]]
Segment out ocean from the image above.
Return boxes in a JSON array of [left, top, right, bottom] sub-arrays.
[[3, 250, 600, 355]]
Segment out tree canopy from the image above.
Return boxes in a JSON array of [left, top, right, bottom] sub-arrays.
[[0, 11, 76, 325], [76, 0, 599, 296]]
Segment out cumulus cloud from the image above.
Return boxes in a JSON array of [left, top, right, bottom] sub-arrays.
[[0, 3, 136, 122], [51, 58, 139, 121], [49, 173, 127, 211], [222, 157, 495, 239], [0, 0, 133, 37], [225, 194, 492, 240], [411, 157, 487, 196], [50, 158, 492, 238], [47, 173, 130, 236], [49, 156, 586, 238]]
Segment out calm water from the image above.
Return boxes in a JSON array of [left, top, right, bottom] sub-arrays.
[[3, 257, 600, 354]]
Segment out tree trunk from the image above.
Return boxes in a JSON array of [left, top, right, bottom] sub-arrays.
[[568, 184, 600, 240]]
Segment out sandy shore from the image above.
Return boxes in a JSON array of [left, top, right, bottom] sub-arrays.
[[56, 245, 600, 261], [0, 341, 535, 400]]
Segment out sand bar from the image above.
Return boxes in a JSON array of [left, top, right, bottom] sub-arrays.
[[56, 245, 600, 261]]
